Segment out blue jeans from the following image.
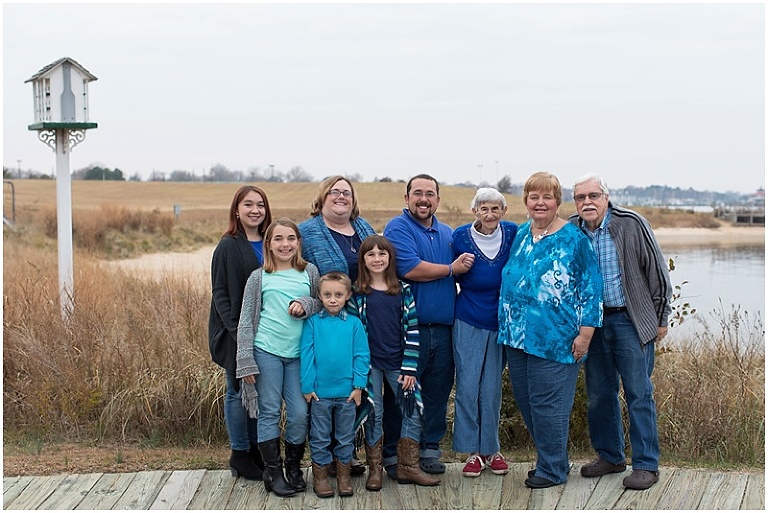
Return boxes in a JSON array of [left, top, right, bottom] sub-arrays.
[[452, 320, 505, 455], [506, 347, 579, 484], [417, 324, 455, 459], [365, 368, 422, 447], [308, 397, 356, 466], [586, 311, 660, 472], [254, 347, 308, 444], [225, 370, 259, 451]]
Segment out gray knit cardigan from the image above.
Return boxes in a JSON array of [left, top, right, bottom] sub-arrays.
[[569, 203, 672, 344], [235, 263, 321, 418]]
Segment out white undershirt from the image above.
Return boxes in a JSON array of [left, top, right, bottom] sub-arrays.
[[470, 223, 502, 260]]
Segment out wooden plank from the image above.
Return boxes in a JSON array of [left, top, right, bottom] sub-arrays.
[[379, 474, 407, 510], [470, 467, 504, 509], [186, 470, 236, 509], [499, 463, 532, 509], [556, 471, 599, 510], [741, 472, 765, 510], [413, 463, 471, 510], [149, 469, 206, 510], [583, 469, 631, 509], [224, 477, 268, 509], [75, 473, 137, 510], [38, 472, 102, 510], [613, 468, 673, 510], [112, 470, 170, 510], [3, 475, 34, 508], [658, 469, 708, 510], [699, 471, 749, 510], [344, 468, 382, 510], [527, 482, 564, 510], [4, 475, 67, 510]]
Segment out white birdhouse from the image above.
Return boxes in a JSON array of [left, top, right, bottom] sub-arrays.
[[25, 57, 98, 129]]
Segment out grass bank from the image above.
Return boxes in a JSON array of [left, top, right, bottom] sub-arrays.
[[3, 204, 763, 472]]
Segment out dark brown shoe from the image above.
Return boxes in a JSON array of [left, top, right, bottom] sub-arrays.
[[311, 462, 334, 498], [336, 461, 354, 497], [580, 457, 627, 478], [623, 470, 659, 490]]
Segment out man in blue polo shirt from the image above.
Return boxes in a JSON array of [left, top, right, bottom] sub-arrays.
[[383, 174, 476, 473]]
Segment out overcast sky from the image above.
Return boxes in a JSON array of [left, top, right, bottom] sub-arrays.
[[3, 3, 764, 193]]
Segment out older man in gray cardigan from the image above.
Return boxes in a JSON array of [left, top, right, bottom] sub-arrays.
[[569, 174, 672, 491]]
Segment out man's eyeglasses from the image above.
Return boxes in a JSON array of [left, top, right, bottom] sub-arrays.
[[329, 189, 353, 198], [574, 192, 604, 203]]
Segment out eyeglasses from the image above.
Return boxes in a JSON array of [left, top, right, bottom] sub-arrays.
[[574, 192, 604, 203], [329, 189, 353, 198]]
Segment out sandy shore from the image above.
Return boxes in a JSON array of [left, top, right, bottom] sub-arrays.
[[107, 226, 763, 280]]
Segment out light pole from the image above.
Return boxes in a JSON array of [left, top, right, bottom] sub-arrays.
[[16, 159, 22, 179], [477, 164, 483, 185], [270, 164, 275, 181], [26, 57, 98, 319], [495, 160, 499, 185]]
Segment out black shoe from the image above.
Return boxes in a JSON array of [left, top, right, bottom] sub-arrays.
[[385, 464, 397, 480], [250, 444, 265, 472], [258, 439, 296, 497], [350, 457, 367, 476], [230, 449, 263, 480], [284, 442, 306, 492], [419, 457, 446, 474], [525, 476, 559, 489]]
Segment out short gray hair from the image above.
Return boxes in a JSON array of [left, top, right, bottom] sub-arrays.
[[470, 187, 506, 210], [573, 173, 610, 199]]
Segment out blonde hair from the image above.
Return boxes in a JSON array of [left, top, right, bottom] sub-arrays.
[[309, 175, 360, 219], [523, 171, 562, 206], [262, 218, 308, 273]]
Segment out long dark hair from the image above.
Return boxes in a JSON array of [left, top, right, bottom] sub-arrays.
[[224, 185, 272, 238], [355, 235, 401, 295]]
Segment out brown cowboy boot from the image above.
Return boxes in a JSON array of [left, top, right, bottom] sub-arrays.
[[336, 460, 354, 496], [365, 439, 383, 491], [311, 462, 334, 498], [396, 438, 440, 486]]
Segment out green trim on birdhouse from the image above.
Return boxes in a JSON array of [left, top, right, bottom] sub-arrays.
[[27, 122, 98, 131]]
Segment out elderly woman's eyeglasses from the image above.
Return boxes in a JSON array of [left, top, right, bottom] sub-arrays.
[[329, 189, 353, 198], [574, 192, 604, 203]]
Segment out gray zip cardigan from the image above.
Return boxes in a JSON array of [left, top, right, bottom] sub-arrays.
[[235, 263, 321, 418]]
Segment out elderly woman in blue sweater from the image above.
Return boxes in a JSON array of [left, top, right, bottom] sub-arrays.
[[452, 187, 518, 478]]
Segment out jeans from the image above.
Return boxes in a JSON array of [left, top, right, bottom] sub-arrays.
[[452, 320, 505, 455], [417, 324, 455, 459], [365, 368, 422, 447], [225, 370, 259, 451], [308, 398, 356, 466], [506, 347, 580, 484], [254, 347, 308, 444], [586, 311, 660, 471], [381, 378, 402, 467]]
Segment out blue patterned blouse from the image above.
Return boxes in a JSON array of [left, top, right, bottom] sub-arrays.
[[497, 221, 603, 364]]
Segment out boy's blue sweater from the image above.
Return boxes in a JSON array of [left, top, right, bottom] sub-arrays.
[[300, 309, 370, 399]]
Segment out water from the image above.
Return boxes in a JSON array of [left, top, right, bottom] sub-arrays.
[[663, 244, 765, 343]]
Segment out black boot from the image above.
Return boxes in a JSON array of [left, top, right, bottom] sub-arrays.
[[258, 438, 296, 497], [250, 444, 265, 474], [284, 441, 307, 492], [229, 449, 263, 480]]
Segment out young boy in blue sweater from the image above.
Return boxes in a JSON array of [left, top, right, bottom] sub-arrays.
[[301, 271, 370, 498]]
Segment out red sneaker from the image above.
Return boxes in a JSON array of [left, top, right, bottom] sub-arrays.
[[461, 454, 486, 477], [486, 452, 509, 475]]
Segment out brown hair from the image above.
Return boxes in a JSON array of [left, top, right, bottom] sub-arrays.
[[224, 185, 272, 238], [319, 271, 353, 293], [355, 235, 401, 295], [309, 175, 360, 220], [523, 171, 562, 206], [406, 173, 440, 196], [262, 218, 308, 273]]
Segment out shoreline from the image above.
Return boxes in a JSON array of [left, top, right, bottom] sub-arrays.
[[106, 226, 763, 280]]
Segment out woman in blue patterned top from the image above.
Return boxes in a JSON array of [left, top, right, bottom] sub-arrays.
[[498, 172, 603, 489]]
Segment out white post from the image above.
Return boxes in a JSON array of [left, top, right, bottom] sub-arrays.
[[55, 129, 74, 319]]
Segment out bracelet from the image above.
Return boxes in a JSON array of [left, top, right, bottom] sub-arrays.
[[448, 264, 454, 278]]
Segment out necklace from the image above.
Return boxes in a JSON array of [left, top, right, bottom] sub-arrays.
[[532, 217, 558, 244], [340, 232, 359, 253]]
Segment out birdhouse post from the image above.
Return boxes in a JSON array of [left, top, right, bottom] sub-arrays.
[[26, 57, 98, 319]]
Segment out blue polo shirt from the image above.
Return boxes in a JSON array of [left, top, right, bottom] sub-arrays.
[[383, 209, 456, 326]]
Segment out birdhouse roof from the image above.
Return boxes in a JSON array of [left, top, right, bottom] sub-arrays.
[[25, 57, 98, 83]]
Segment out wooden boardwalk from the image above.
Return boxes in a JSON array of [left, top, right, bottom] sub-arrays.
[[3, 463, 764, 510]]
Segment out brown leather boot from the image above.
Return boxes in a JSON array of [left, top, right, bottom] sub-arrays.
[[396, 438, 440, 486], [311, 462, 334, 498], [365, 439, 383, 491], [336, 460, 354, 496]]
